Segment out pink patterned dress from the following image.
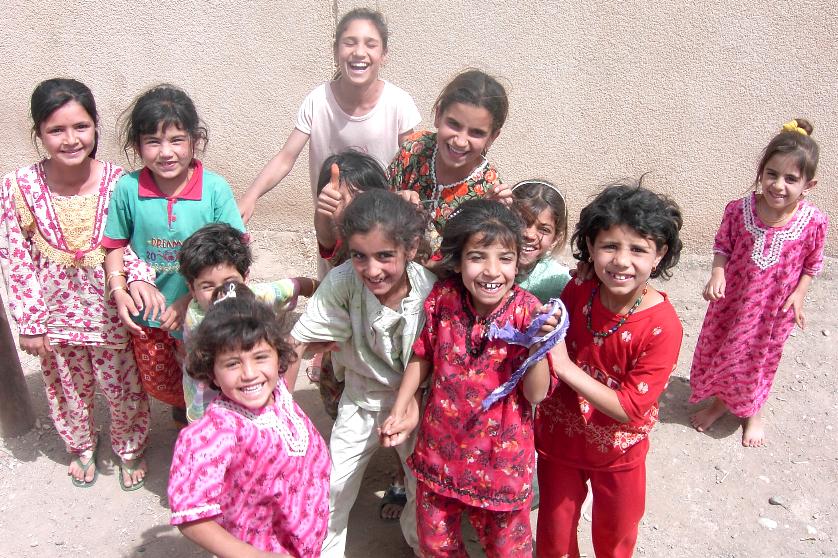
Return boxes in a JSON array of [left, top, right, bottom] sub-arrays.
[[690, 194, 828, 417], [168, 381, 330, 557]]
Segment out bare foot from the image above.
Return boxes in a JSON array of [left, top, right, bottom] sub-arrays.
[[690, 397, 728, 432], [119, 457, 148, 489], [742, 413, 766, 447], [68, 450, 97, 484]]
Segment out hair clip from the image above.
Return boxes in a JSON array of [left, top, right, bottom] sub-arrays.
[[511, 180, 567, 204], [214, 282, 237, 305], [448, 206, 465, 221], [781, 120, 808, 136]]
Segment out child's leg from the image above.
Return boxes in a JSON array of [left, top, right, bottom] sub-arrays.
[[690, 396, 728, 432], [131, 326, 184, 408], [469, 505, 532, 557], [415, 481, 469, 558], [589, 463, 646, 558], [321, 397, 380, 558], [90, 345, 150, 482], [535, 457, 588, 557], [39, 345, 97, 481], [742, 407, 766, 447], [391, 428, 419, 553]]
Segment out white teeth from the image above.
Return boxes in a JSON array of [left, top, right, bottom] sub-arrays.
[[479, 282, 502, 290], [611, 273, 631, 280], [240, 384, 263, 394], [349, 62, 369, 70], [522, 245, 537, 252], [448, 144, 467, 155]]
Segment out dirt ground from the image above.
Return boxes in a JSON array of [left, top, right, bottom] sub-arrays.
[[1, 228, 836, 557]]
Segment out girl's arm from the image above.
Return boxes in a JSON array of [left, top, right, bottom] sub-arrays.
[[549, 341, 630, 423], [380, 355, 430, 447], [179, 519, 290, 558], [105, 247, 165, 333], [702, 253, 729, 301], [521, 348, 550, 404], [238, 129, 310, 223], [314, 164, 347, 252], [782, 273, 813, 329]]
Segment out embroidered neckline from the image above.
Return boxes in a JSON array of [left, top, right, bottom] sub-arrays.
[[214, 384, 309, 456], [742, 194, 815, 271], [428, 140, 488, 212]]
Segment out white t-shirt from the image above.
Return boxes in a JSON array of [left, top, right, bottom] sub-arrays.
[[295, 79, 421, 197]]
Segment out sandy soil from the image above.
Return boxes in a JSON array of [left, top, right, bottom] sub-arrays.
[[1, 228, 836, 557]]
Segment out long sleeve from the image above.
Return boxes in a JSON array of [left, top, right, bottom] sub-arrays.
[[0, 173, 48, 336]]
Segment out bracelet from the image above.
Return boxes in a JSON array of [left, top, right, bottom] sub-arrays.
[[109, 286, 128, 300], [107, 271, 127, 284]]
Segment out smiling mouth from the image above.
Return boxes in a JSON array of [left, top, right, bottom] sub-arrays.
[[608, 272, 633, 281], [477, 281, 504, 292], [522, 244, 539, 253], [348, 62, 370, 71], [239, 382, 265, 396]]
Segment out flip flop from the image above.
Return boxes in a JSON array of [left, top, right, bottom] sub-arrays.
[[70, 445, 98, 488], [118, 457, 146, 492], [379, 483, 407, 520]]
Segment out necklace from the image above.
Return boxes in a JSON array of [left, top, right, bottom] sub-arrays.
[[461, 287, 517, 358], [428, 142, 487, 212], [585, 283, 647, 338]]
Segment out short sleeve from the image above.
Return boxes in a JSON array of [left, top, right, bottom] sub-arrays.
[[411, 282, 442, 362], [614, 309, 683, 422], [102, 175, 134, 245], [712, 199, 740, 257], [251, 279, 298, 311], [294, 88, 316, 135], [291, 264, 353, 344], [396, 89, 421, 134], [168, 416, 236, 525], [802, 210, 828, 276], [211, 178, 245, 233]]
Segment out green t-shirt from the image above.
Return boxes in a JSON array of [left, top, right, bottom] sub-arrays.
[[517, 257, 571, 303]]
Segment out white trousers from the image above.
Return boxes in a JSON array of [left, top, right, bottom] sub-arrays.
[[321, 395, 418, 557]]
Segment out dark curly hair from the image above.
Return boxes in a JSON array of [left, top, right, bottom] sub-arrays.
[[179, 223, 251, 284], [339, 189, 429, 260], [437, 199, 524, 277], [186, 282, 296, 388], [119, 83, 208, 165], [571, 179, 682, 280]]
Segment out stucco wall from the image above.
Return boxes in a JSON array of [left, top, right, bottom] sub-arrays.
[[2, 1, 836, 254]]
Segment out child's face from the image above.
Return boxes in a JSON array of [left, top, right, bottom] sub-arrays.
[[213, 339, 279, 410], [759, 152, 816, 214], [37, 101, 96, 167], [587, 225, 666, 301], [347, 225, 417, 308], [188, 263, 246, 311], [334, 18, 386, 88], [433, 102, 498, 179], [456, 233, 518, 316], [137, 122, 194, 187], [519, 207, 559, 268]]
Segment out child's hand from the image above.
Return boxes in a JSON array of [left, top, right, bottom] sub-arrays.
[[19, 334, 52, 357], [302, 341, 339, 358], [237, 194, 257, 224], [316, 164, 349, 220], [570, 260, 594, 281], [112, 289, 144, 334], [128, 281, 167, 322], [536, 303, 563, 335], [159, 294, 190, 332], [782, 290, 807, 329], [379, 399, 420, 447], [703, 269, 726, 301], [395, 190, 422, 207], [486, 182, 513, 206]]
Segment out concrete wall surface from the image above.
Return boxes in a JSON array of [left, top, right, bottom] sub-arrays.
[[1, 0, 836, 254]]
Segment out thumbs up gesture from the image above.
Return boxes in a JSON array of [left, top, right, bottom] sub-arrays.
[[315, 164, 349, 251]]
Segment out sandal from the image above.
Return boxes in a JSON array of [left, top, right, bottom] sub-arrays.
[[118, 457, 147, 492], [379, 483, 407, 520], [70, 445, 98, 488]]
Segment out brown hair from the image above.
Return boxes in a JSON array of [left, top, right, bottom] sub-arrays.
[[511, 180, 569, 259], [433, 69, 509, 133], [754, 118, 819, 188]]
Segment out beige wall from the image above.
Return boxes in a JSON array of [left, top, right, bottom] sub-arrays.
[[2, 1, 836, 254]]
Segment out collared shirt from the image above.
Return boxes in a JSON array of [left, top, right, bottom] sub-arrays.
[[102, 160, 245, 331], [291, 260, 437, 411]]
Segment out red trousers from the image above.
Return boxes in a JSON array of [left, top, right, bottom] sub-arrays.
[[132, 326, 184, 408], [416, 481, 532, 557], [536, 457, 646, 558]]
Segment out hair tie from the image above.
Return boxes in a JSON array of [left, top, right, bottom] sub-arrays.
[[781, 120, 808, 136], [511, 180, 567, 203], [214, 283, 237, 305]]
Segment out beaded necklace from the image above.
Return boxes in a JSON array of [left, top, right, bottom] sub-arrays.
[[461, 287, 517, 358], [586, 282, 647, 338], [428, 142, 487, 212]]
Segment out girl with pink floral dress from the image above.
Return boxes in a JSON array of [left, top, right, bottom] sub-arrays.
[[169, 286, 329, 557], [690, 119, 828, 447], [0, 79, 151, 490]]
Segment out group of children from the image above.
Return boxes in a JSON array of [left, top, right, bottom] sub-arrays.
[[0, 6, 827, 558]]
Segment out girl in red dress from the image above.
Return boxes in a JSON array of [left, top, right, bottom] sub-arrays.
[[536, 182, 684, 558], [382, 199, 550, 557]]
